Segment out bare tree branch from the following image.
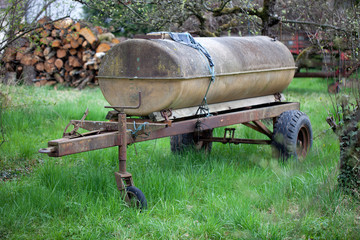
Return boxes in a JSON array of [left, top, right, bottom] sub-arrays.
[[0, 15, 69, 53], [30, 0, 57, 25], [282, 19, 347, 32]]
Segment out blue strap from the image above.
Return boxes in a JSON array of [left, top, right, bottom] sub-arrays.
[[168, 32, 215, 116]]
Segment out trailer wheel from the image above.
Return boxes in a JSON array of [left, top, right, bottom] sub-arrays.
[[126, 186, 147, 209], [272, 110, 312, 160], [170, 129, 213, 153]]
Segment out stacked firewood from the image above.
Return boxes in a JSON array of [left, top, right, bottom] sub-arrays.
[[1, 17, 124, 89]]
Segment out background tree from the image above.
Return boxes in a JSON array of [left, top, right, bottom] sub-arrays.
[[0, 0, 78, 53], [77, 0, 282, 37], [0, 0, 76, 148]]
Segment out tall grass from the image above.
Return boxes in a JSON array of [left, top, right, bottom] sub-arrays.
[[0, 79, 359, 239]]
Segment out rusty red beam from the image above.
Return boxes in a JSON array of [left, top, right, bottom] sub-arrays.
[[201, 137, 271, 145], [41, 102, 299, 157], [130, 102, 299, 144], [68, 120, 167, 132], [46, 132, 121, 157]]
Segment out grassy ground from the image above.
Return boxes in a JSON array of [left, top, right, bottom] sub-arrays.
[[0, 78, 359, 239]]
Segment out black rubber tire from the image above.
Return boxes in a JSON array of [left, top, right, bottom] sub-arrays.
[[170, 129, 213, 153], [126, 186, 147, 209], [272, 110, 313, 161]]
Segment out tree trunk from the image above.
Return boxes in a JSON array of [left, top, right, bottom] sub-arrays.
[[338, 109, 360, 199], [260, 0, 278, 36]]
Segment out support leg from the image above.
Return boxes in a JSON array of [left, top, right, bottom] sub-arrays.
[[114, 112, 134, 198], [114, 113, 147, 209]]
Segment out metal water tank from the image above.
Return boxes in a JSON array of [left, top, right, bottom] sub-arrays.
[[98, 35, 296, 116]]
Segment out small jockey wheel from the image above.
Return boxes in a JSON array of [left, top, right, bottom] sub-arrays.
[[115, 172, 147, 209], [125, 186, 147, 209]]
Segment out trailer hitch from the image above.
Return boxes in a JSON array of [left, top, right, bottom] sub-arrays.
[[38, 146, 56, 154]]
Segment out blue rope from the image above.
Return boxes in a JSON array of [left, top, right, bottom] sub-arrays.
[[128, 121, 149, 138], [168, 32, 215, 117]]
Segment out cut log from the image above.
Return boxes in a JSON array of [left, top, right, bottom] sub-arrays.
[[37, 16, 52, 25], [74, 22, 81, 32], [70, 32, 80, 40], [55, 59, 64, 69], [40, 30, 50, 38], [34, 48, 44, 57], [64, 72, 72, 82], [98, 33, 115, 42], [57, 49, 67, 58], [44, 23, 53, 30], [59, 29, 67, 38], [96, 42, 111, 53], [82, 50, 94, 62], [44, 61, 56, 74], [59, 69, 65, 77], [46, 80, 57, 86], [69, 48, 77, 56], [63, 43, 71, 49], [79, 70, 87, 78], [64, 60, 72, 72], [35, 62, 45, 71], [69, 69, 81, 77], [47, 37, 54, 43], [77, 76, 91, 90], [77, 36, 84, 45], [54, 18, 74, 29], [20, 53, 37, 66], [51, 39, 61, 48], [65, 34, 73, 42], [15, 51, 24, 61], [54, 73, 64, 83], [84, 60, 95, 70], [79, 28, 98, 45], [43, 47, 52, 56], [112, 38, 121, 44], [70, 39, 80, 49], [77, 50, 83, 60], [48, 57, 56, 64], [82, 40, 89, 48], [40, 37, 50, 45], [68, 56, 82, 67], [2, 47, 17, 62], [95, 26, 104, 35], [44, 50, 56, 61], [22, 65, 36, 85], [51, 29, 60, 38], [39, 79, 48, 86]]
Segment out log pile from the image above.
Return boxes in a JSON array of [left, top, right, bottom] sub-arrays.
[[1, 17, 124, 89]]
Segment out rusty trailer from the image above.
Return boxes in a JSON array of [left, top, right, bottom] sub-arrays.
[[39, 34, 313, 208], [39, 94, 312, 209]]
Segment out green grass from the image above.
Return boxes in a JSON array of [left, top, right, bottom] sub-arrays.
[[0, 79, 359, 239]]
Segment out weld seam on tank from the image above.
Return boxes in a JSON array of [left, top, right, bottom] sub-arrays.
[[98, 66, 297, 81]]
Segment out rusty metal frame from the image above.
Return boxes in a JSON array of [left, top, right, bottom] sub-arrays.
[[39, 101, 300, 205], [40, 102, 299, 157]]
